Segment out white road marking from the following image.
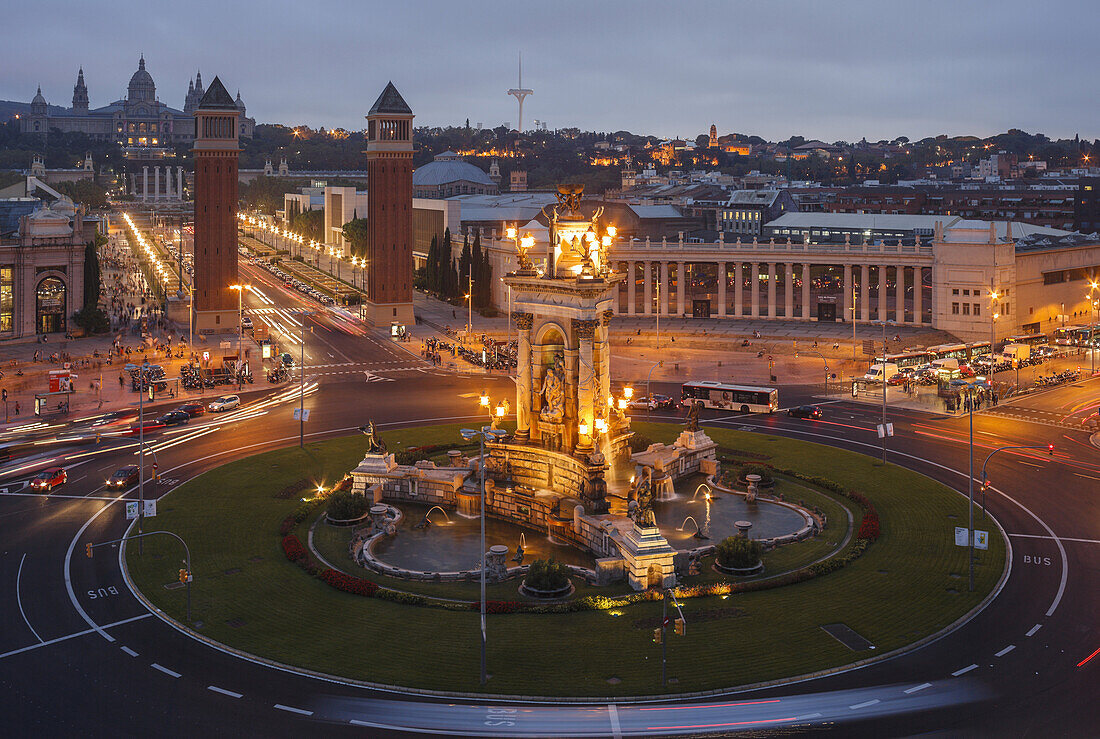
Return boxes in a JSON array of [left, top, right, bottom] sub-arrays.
[[995, 644, 1016, 657], [608, 704, 621, 739], [16, 554, 43, 643], [849, 699, 880, 710], [121, 646, 138, 657], [904, 682, 932, 694], [64, 489, 132, 642], [796, 712, 823, 720], [952, 664, 979, 676], [1008, 533, 1100, 545], [1026, 623, 1043, 637], [274, 703, 312, 716], [151, 663, 181, 678], [207, 685, 243, 698], [1074, 473, 1100, 482]]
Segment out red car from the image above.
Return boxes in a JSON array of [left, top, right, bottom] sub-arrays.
[[176, 402, 206, 417], [128, 419, 166, 434], [30, 467, 67, 491]]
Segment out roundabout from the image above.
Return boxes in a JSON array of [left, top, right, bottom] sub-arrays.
[[124, 421, 1007, 698]]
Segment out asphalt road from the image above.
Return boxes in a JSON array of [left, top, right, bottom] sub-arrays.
[[1, 270, 1096, 737]]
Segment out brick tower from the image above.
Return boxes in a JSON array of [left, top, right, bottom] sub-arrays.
[[191, 76, 240, 333], [364, 82, 415, 327]]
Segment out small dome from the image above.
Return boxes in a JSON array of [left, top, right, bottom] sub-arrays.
[[413, 153, 495, 188], [128, 55, 156, 102], [32, 86, 46, 105]]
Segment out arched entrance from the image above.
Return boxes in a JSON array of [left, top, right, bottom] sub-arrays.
[[36, 276, 66, 334]]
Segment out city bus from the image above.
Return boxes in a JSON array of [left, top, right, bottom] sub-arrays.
[[874, 350, 932, 369], [1052, 326, 1087, 345], [927, 342, 991, 363], [1002, 333, 1049, 348], [681, 381, 778, 413]]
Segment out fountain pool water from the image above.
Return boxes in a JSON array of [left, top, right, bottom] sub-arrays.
[[371, 503, 594, 573], [656, 476, 805, 550]]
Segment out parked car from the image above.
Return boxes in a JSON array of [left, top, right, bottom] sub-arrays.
[[208, 395, 241, 412], [626, 396, 658, 411], [280, 353, 294, 366], [886, 372, 911, 386], [241, 316, 254, 330], [176, 402, 206, 417], [787, 405, 822, 419], [156, 410, 190, 427], [106, 465, 140, 489], [30, 466, 67, 491]]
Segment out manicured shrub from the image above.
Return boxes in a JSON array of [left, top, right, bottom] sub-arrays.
[[319, 568, 379, 597], [524, 559, 570, 591], [739, 464, 773, 484], [857, 512, 881, 541], [716, 536, 763, 569], [327, 489, 369, 521]]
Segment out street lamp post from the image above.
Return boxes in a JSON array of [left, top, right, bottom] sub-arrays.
[[1088, 281, 1099, 375], [956, 378, 987, 593], [230, 284, 250, 390], [979, 443, 1052, 519], [461, 415, 507, 686], [875, 320, 895, 464]]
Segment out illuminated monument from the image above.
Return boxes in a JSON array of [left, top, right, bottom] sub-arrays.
[[191, 76, 240, 333], [363, 82, 415, 326]]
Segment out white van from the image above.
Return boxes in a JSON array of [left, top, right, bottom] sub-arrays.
[[931, 358, 959, 371], [1001, 344, 1030, 363], [864, 362, 899, 383]]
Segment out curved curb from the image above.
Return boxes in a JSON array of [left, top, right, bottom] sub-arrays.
[[117, 432, 1015, 705]]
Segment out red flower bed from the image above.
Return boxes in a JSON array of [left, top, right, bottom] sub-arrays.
[[857, 512, 880, 541], [473, 600, 521, 614], [282, 534, 307, 562], [319, 568, 379, 597]]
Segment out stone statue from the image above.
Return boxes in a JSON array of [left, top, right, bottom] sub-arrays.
[[630, 467, 657, 528], [539, 353, 565, 423], [362, 419, 387, 454], [556, 183, 585, 215], [686, 400, 701, 432]]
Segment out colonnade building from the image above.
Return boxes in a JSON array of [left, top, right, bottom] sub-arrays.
[[472, 211, 1100, 342]]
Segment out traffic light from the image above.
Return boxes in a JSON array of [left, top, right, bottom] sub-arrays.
[[152, 463, 158, 482], [1048, 444, 1055, 456], [179, 569, 189, 584], [85, 543, 93, 558], [652, 628, 662, 644], [674, 617, 685, 636]]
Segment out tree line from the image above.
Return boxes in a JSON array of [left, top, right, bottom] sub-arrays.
[[418, 228, 493, 312]]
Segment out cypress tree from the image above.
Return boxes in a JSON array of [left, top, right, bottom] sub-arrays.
[[459, 233, 472, 293]]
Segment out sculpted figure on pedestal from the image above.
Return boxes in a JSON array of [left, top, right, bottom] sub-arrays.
[[539, 352, 565, 423]]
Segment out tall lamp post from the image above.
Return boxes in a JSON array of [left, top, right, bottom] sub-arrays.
[[229, 284, 251, 390], [956, 378, 987, 593], [461, 408, 507, 685], [875, 320, 895, 463], [1088, 281, 1099, 375]]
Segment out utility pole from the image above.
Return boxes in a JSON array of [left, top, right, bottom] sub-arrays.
[[299, 319, 307, 448]]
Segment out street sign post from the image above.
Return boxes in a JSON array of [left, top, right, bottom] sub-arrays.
[[862, 339, 875, 356], [293, 408, 310, 422], [143, 499, 157, 518], [954, 526, 969, 547], [126, 501, 139, 520], [974, 529, 989, 550]]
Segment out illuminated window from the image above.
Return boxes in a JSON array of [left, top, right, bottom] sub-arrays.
[[0, 267, 12, 333]]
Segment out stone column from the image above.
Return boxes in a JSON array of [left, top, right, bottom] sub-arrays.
[[573, 318, 598, 453], [802, 263, 811, 320], [627, 261, 636, 314], [599, 310, 613, 413], [750, 263, 760, 317], [914, 266, 924, 324], [676, 261, 686, 316], [643, 262, 652, 315], [154, 166, 160, 201], [878, 265, 888, 322], [514, 312, 533, 441], [177, 167, 184, 200], [860, 264, 870, 322], [895, 265, 906, 324], [164, 168, 172, 200], [783, 263, 793, 318], [767, 263, 777, 318], [142, 166, 148, 202], [717, 262, 727, 317], [842, 264, 852, 323], [659, 261, 669, 316], [734, 262, 743, 317]]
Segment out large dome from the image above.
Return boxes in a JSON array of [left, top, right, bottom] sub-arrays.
[[412, 151, 494, 187], [127, 55, 156, 102]]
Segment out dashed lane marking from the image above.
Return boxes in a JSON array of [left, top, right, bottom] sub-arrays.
[[0, 613, 152, 661], [274, 704, 313, 716], [796, 713, 823, 720], [207, 685, 243, 698], [151, 663, 181, 678], [952, 664, 979, 676], [1009, 533, 1100, 545], [849, 699, 880, 710], [120, 646, 138, 657], [1026, 624, 1042, 637], [995, 644, 1016, 657], [608, 704, 621, 739], [904, 682, 932, 694]]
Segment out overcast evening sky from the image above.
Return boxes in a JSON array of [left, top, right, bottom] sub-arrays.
[[3, 0, 1097, 143]]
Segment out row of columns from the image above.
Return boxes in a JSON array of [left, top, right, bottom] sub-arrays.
[[134, 166, 185, 202], [620, 260, 927, 324]]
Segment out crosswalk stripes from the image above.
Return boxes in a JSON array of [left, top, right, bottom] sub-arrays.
[[978, 407, 1086, 430]]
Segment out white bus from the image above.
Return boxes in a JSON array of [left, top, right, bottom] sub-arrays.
[[681, 381, 778, 413]]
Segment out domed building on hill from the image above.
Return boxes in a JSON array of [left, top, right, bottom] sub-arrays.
[[19, 55, 255, 145], [412, 151, 498, 198]]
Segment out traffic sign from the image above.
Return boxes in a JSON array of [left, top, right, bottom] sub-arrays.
[[863, 339, 875, 356], [974, 530, 989, 550], [126, 501, 139, 520], [293, 408, 310, 421], [954, 527, 969, 547], [876, 423, 894, 438], [143, 499, 157, 518]]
